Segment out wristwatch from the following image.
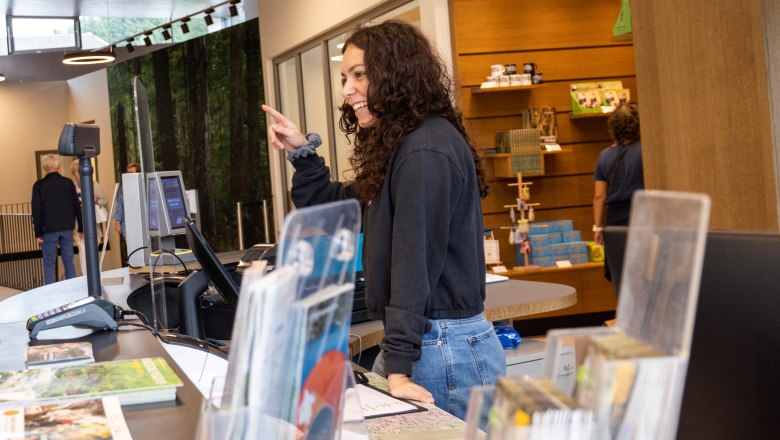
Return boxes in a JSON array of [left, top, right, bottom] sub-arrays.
[[592, 225, 604, 232]]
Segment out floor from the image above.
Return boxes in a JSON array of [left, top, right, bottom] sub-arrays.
[[0, 286, 22, 302]]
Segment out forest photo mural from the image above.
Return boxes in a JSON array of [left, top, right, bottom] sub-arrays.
[[107, 18, 270, 252]]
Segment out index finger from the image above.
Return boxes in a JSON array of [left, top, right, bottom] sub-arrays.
[[261, 104, 289, 125]]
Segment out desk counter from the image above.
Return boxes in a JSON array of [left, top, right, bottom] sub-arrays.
[[350, 279, 576, 355]]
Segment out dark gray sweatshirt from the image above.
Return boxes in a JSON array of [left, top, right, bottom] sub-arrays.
[[291, 116, 486, 375]]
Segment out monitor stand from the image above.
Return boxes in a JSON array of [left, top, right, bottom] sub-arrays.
[[150, 236, 197, 267]]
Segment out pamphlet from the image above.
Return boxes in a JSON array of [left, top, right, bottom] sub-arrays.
[[0, 396, 132, 440], [25, 342, 94, 369]]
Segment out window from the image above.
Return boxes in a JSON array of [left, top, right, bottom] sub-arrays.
[[6, 16, 81, 54]]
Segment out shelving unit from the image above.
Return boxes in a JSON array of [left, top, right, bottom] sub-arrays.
[[570, 111, 614, 119], [470, 84, 544, 94]]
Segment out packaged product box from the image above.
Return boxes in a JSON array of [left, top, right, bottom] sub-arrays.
[[586, 241, 605, 262], [529, 220, 573, 235], [528, 233, 563, 248], [569, 253, 589, 264], [564, 242, 588, 255], [563, 230, 582, 243]]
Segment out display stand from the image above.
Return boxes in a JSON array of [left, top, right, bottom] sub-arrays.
[[465, 190, 711, 439], [196, 200, 367, 439], [501, 173, 539, 267]]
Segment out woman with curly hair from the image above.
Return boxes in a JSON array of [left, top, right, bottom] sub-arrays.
[[592, 102, 643, 282], [262, 20, 504, 419]]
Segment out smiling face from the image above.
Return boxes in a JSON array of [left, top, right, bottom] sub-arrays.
[[341, 44, 375, 128]]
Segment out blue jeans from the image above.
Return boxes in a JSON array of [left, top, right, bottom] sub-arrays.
[[41, 230, 76, 284], [373, 313, 506, 420]]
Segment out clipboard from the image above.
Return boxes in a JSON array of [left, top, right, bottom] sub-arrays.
[[347, 371, 428, 419]]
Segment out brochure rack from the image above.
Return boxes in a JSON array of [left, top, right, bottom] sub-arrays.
[[465, 190, 711, 439], [197, 199, 367, 439]]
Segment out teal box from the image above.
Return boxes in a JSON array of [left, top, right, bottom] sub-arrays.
[[569, 253, 589, 264], [531, 244, 562, 257], [564, 242, 588, 254], [563, 231, 581, 242], [529, 220, 574, 235], [528, 233, 562, 248], [530, 255, 556, 267]]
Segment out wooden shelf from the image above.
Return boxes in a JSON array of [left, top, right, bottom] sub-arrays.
[[471, 84, 543, 94], [610, 33, 633, 42], [570, 111, 614, 119]]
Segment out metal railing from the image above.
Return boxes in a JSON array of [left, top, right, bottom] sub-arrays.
[[0, 203, 45, 290]]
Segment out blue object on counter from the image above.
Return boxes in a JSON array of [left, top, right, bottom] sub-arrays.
[[494, 324, 522, 348]]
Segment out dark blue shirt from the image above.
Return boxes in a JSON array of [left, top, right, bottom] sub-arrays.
[[593, 141, 644, 203]]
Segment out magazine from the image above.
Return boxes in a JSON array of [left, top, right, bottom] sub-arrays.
[[0, 396, 132, 440], [25, 342, 94, 369], [293, 283, 355, 438], [0, 357, 182, 408]]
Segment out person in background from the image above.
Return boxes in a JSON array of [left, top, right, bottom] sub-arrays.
[[70, 161, 107, 276], [114, 163, 141, 237], [32, 154, 82, 284], [262, 20, 505, 420], [592, 102, 643, 282]]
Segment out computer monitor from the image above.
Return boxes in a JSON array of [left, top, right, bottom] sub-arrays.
[[603, 227, 780, 439], [147, 171, 189, 238], [183, 217, 240, 300]]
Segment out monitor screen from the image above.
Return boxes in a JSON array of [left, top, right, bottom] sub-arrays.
[[161, 176, 187, 230], [146, 171, 188, 237]]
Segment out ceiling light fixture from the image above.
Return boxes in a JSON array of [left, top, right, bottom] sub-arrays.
[[63, 48, 116, 65], [61, 0, 237, 67], [0, 73, 5, 82], [161, 24, 172, 41], [229, 0, 240, 17]]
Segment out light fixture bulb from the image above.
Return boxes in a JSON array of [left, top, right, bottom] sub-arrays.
[[63, 48, 116, 65], [144, 33, 153, 46], [161, 24, 172, 41], [229, 4, 238, 17], [181, 17, 191, 34], [204, 14, 214, 26], [0, 73, 5, 82]]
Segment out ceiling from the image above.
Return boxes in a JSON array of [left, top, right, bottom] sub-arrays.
[[0, 0, 236, 83]]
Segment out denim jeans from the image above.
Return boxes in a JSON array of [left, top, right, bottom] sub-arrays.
[[373, 312, 506, 420], [41, 230, 76, 284]]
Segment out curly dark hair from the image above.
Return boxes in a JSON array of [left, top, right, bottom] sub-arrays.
[[339, 20, 487, 203], [607, 102, 640, 145]]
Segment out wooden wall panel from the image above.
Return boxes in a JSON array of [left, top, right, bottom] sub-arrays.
[[454, 0, 636, 268], [467, 115, 612, 149], [632, 0, 778, 230], [452, 0, 626, 54], [458, 46, 636, 87]]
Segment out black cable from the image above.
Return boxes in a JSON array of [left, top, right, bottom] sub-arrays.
[[150, 248, 190, 276], [121, 308, 151, 327], [118, 322, 157, 334], [126, 246, 148, 269]]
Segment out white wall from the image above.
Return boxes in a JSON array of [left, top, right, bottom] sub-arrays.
[[67, 70, 121, 270], [0, 82, 70, 205], [0, 70, 120, 270]]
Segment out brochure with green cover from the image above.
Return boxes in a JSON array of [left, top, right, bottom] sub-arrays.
[[0, 357, 182, 407]]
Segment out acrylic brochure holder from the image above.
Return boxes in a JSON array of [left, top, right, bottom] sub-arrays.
[[464, 190, 711, 439], [196, 199, 367, 439]]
